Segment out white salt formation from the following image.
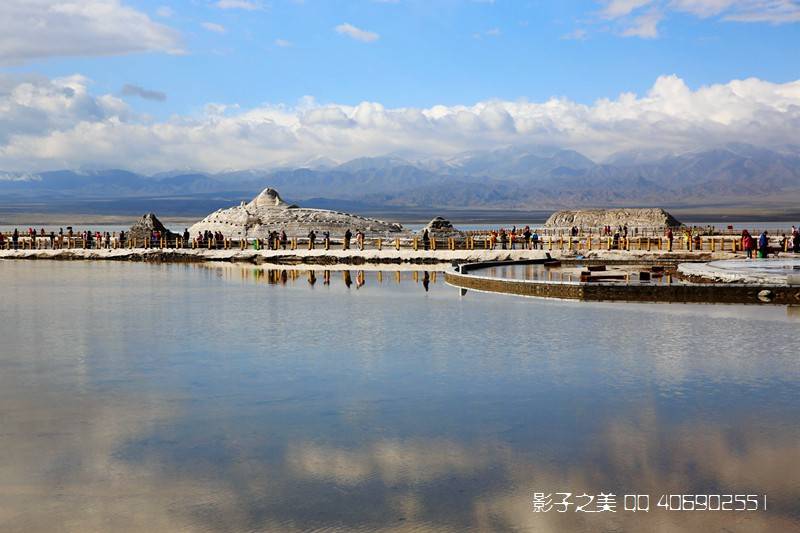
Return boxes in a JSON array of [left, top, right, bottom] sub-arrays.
[[545, 208, 681, 230], [188, 188, 408, 239], [419, 216, 464, 238]]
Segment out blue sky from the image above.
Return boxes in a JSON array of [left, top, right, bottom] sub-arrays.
[[9, 0, 800, 116], [0, 1, 799, 171]]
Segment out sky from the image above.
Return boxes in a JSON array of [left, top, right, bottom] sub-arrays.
[[1, 0, 799, 173]]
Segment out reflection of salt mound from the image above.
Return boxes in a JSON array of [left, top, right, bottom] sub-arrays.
[[188, 187, 408, 239]]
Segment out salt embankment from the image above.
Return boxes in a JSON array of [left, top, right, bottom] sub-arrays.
[[678, 258, 800, 284], [0, 247, 748, 265]]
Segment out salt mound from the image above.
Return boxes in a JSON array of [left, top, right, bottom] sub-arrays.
[[188, 187, 408, 239], [545, 208, 681, 230]]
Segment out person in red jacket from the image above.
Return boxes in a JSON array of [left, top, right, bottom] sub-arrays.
[[741, 230, 754, 259]]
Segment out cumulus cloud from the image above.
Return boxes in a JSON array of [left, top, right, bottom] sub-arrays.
[[274, 39, 292, 47], [120, 84, 166, 102], [0, 0, 182, 65], [335, 23, 380, 42], [1, 73, 799, 172]]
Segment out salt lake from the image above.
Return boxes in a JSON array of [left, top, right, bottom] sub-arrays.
[[1, 261, 798, 532]]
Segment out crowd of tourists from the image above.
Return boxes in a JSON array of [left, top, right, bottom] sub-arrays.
[[740, 226, 800, 258], [0, 227, 121, 250], [480, 226, 542, 250], [3, 224, 800, 257]]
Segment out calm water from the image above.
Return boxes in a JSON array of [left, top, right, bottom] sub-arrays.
[[1, 261, 798, 532], [478, 264, 682, 285]]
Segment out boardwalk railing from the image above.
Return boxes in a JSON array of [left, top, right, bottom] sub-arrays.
[[1, 232, 794, 253]]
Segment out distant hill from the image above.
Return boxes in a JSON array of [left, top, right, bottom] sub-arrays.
[[2, 144, 800, 213]]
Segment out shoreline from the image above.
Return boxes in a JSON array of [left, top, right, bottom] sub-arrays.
[[0, 246, 744, 265]]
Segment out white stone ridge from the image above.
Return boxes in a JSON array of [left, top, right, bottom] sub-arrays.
[[188, 188, 409, 239]]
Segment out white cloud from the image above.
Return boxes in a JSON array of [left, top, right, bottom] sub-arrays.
[[670, 0, 800, 22], [202, 22, 227, 34], [587, 0, 800, 39], [274, 39, 292, 47], [335, 23, 380, 42], [600, 0, 655, 18], [214, 0, 263, 10], [1, 74, 800, 172], [719, 0, 800, 23], [0, 0, 182, 65], [668, 0, 736, 17], [621, 9, 663, 37]]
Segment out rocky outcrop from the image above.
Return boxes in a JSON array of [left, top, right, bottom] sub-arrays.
[[418, 216, 463, 237], [188, 188, 408, 239], [128, 213, 177, 242], [545, 208, 681, 230]]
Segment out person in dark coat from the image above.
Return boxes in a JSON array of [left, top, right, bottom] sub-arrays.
[[12, 228, 19, 250], [422, 229, 430, 251], [343, 229, 352, 250]]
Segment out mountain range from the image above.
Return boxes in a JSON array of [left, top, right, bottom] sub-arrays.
[[2, 143, 799, 215]]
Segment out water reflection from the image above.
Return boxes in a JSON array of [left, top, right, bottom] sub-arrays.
[[0, 261, 798, 532], [482, 263, 681, 285], [201, 263, 440, 292]]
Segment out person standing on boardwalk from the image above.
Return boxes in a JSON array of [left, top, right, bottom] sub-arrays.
[[280, 230, 288, 250], [793, 226, 800, 253], [343, 229, 352, 250], [323, 231, 330, 249], [499, 228, 508, 250], [523, 226, 532, 249], [741, 230, 752, 258], [308, 230, 316, 249], [422, 229, 430, 250], [758, 231, 769, 258], [12, 228, 18, 250]]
